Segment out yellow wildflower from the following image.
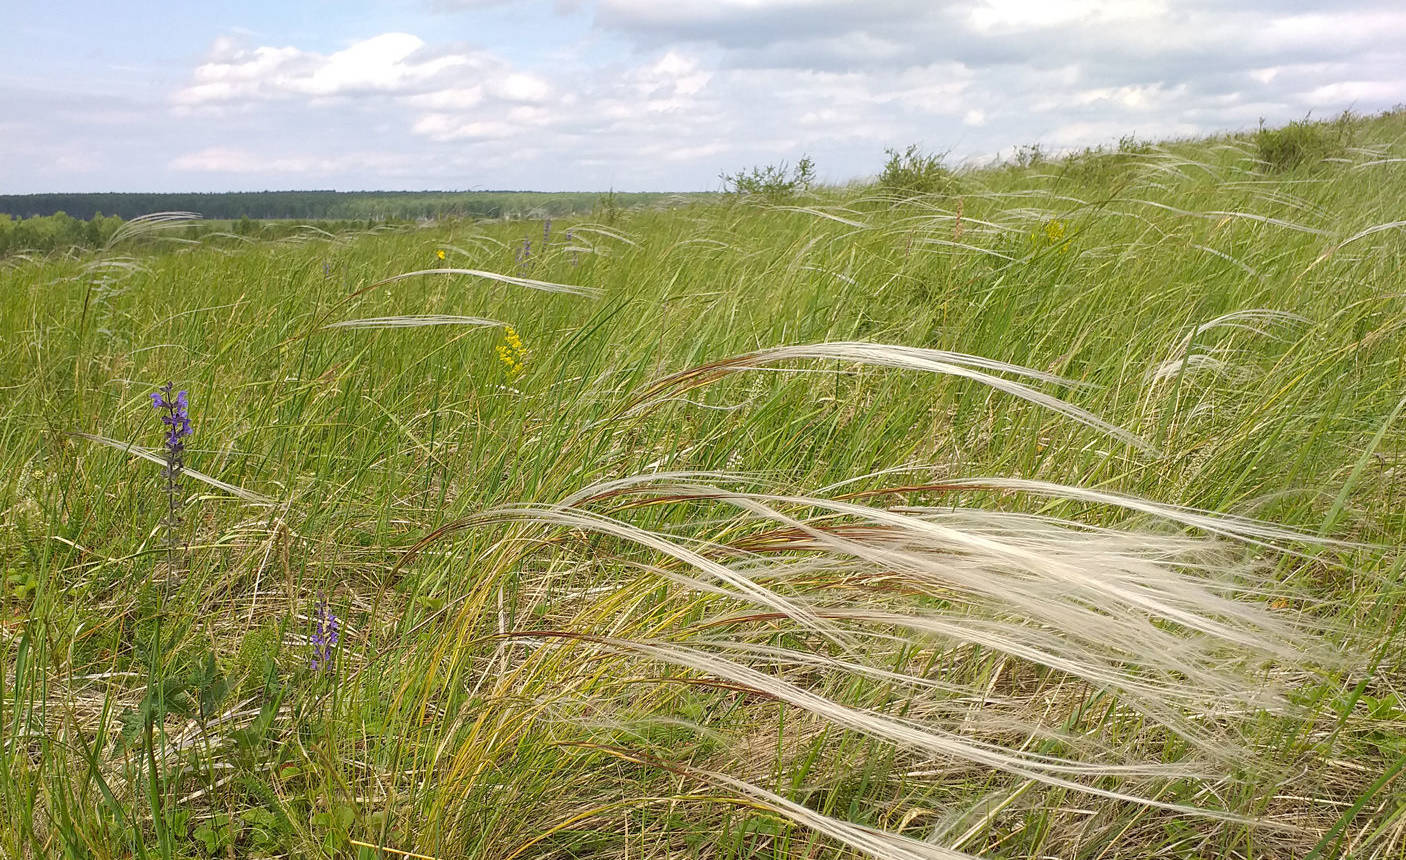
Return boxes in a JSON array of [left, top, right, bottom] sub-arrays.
[[496, 325, 527, 375], [1031, 219, 1072, 254], [436, 249, 446, 261]]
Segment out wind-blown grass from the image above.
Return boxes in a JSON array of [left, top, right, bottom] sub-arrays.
[[627, 342, 1150, 451], [1, 109, 1404, 858], [322, 315, 507, 331]]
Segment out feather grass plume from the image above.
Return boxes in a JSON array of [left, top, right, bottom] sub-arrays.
[[399, 470, 1347, 840], [626, 341, 1151, 452]]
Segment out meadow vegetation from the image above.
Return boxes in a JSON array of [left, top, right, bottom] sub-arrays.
[[0, 190, 695, 225], [719, 156, 818, 201], [2, 110, 1405, 858], [1253, 112, 1357, 173], [878, 145, 953, 197]]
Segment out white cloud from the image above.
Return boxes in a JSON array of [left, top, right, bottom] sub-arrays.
[[171, 147, 284, 172], [890, 64, 973, 113], [1249, 10, 1406, 54], [600, 0, 837, 26], [411, 116, 524, 141], [8, 0, 1401, 193], [1303, 79, 1406, 103], [493, 73, 553, 102], [408, 86, 485, 110], [967, 0, 1165, 33], [1068, 83, 1186, 111], [170, 146, 411, 174], [173, 33, 478, 107], [301, 34, 466, 96], [637, 52, 711, 97], [1045, 118, 1197, 147]]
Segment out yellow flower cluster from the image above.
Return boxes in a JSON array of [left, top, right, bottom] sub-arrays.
[[1031, 219, 1072, 254], [495, 325, 526, 375], [436, 249, 446, 261]]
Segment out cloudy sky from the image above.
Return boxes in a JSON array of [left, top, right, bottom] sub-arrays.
[[3, 0, 1404, 193]]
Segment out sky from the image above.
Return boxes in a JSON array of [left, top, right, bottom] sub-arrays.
[[3, 0, 1404, 193]]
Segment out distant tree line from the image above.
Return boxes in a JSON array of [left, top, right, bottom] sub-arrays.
[[0, 190, 693, 222], [0, 189, 709, 257], [0, 212, 381, 257]]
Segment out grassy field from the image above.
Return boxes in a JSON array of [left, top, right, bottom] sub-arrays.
[[2, 111, 1405, 859]]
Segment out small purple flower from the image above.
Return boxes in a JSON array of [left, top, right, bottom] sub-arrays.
[[151, 382, 193, 563], [309, 595, 340, 672], [151, 383, 193, 457], [543, 219, 552, 244]]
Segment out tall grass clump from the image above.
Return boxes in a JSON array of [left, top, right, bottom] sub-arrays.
[[1056, 134, 1154, 187], [1254, 113, 1355, 172], [1, 106, 1405, 858], [878, 144, 953, 198]]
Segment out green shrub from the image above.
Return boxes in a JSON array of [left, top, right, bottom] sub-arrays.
[[0, 211, 121, 257], [1254, 114, 1352, 172], [878, 144, 951, 197], [1011, 142, 1046, 168], [1117, 133, 1153, 156], [719, 156, 816, 201]]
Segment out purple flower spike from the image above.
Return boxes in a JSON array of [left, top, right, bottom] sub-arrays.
[[151, 381, 193, 565], [310, 595, 340, 672], [153, 383, 193, 461], [152, 384, 192, 439]]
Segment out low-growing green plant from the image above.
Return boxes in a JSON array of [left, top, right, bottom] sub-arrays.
[[594, 187, 622, 224], [4, 566, 36, 603], [1117, 132, 1153, 155], [1055, 134, 1156, 187], [720, 155, 816, 200], [1254, 112, 1354, 172], [877, 144, 951, 197], [1010, 142, 1046, 168]]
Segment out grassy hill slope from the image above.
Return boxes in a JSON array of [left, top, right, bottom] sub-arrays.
[[2, 110, 1405, 858]]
